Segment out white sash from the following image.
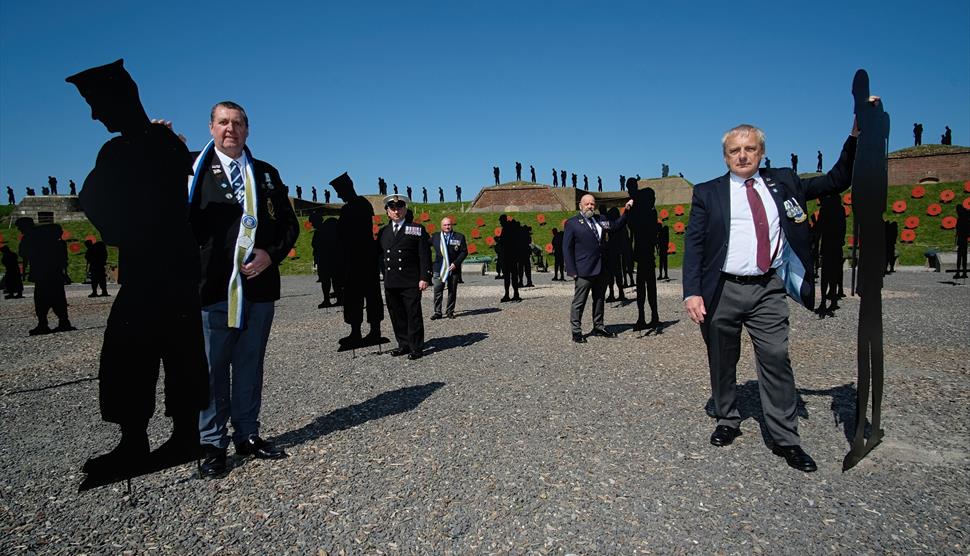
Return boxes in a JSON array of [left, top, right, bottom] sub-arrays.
[[439, 232, 451, 281]]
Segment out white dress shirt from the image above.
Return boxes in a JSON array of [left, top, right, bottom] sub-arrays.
[[722, 171, 785, 276]]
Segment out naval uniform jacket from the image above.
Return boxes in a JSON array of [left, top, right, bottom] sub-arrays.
[[430, 231, 468, 275], [188, 149, 299, 306], [379, 222, 432, 289], [683, 136, 857, 312]]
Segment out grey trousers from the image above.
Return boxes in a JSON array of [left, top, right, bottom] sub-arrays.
[[570, 272, 608, 334], [700, 275, 800, 446], [432, 273, 458, 316]]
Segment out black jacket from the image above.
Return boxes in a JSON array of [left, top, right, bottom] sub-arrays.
[[379, 222, 432, 289], [430, 231, 468, 274]]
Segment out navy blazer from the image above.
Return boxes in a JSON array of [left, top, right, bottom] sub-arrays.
[[379, 222, 432, 288], [683, 136, 857, 311], [563, 211, 628, 278], [430, 231, 468, 274]]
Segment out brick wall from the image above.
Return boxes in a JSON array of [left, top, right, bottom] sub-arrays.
[[889, 152, 970, 186]]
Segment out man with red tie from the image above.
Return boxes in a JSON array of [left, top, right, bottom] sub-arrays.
[[683, 112, 869, 472]]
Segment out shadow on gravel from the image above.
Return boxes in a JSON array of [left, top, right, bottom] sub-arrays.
[[425, 332, 488, 353], [271, 382, 446, 449], [458, 307, 501, 317], [634, 319, 681, 336], [704, 381, 868, 445], [5, 376, 96, 395]]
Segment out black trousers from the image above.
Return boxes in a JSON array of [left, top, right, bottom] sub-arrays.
[[33, 277, 68, 326], [385, 286, 425, 352], [343, 269, 383, 326], [90, 264, 107, 294], [634, 255, 659, 322]]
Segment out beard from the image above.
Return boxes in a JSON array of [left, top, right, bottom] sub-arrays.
[[581, 209, 595, 219]]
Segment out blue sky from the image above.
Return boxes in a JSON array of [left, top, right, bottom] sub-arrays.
[[2, 1, 968, 201]]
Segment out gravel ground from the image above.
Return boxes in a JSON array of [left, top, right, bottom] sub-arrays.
[[1, 268, 967, 554]]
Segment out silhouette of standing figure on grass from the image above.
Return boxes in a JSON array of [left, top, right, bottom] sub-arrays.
[[817, 151, 823, 173], [6, 186, 14, 205], [16, 218, 75, 335], [1, 245, 24, 298], [913, 123, 922, 146], [530, 165, 536, 183], [69, 180, 77, 195], [551, 228, 565, 280], [884, 219, 898, 274], [455, 185, 462, 203], [561, 170, 567, 188], [656, 224, 670, 280], [438, 186, 444, 203], [816, 194, 846, 317], [67, 59, 209, 486], [955, 205, 969, 279], [493, 166, 500, 185], [790, 153, 798, 173], [552, 168, 558, 186], [311, 213, 342, 307], [628, 180, 660, 329], [942, 126, 952, 145], [84, 239, 109, 297], [515, 161, 522, 181], [48, 176, 58, 195]]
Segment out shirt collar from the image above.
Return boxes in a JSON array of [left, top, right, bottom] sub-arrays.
[[729, 171, 763, 188], [214, 148, 247, 170]]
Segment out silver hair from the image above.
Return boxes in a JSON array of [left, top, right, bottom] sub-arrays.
[[721, 124, 766, 155]]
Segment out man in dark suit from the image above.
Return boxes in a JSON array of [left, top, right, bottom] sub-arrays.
[[563, 194, 634, 343], [378, 194, 432, 360], [430, 216, 467, 319], [188, 101, 299, 477], [684, 116, 864, 473]]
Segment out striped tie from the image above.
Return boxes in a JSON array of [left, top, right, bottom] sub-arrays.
[[229, 161, 244, 205]]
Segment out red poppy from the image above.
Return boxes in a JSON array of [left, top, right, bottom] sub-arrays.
[[900, 229, 916, 243], [372, 215, 382, 224], [659, 208, 669, 220], [475, 217, 485, 227], [467, 244, 478, 254], [545, 243, 553, 253], [68, 242, 81, 253], [892, 200, 906, 213], [674, 205, 685, 216], [963, 197, 970, 210], [61, 230, 72, 240], [471, 228, 481, 239], [844, 206, 851, 217], [494, 227, 502, 237], [303, 220, 313, 230], [941, 216, 957, 230], [927, 204, 942, 216], [420, 211, 430, 222], [911, 185, 925, 199], [673, 221, 685, 234], [372, 224, 379, 234], [536, 214, 546, 224], [964, 181, 970, 193], [904, 216, 919, 229], [843, 192, 852, 205], [847, 235, 855, 247], [666, 241, 676, 254], [287, 248, 297, 258], [427, 223, 437, 233], [485, 236, 496, 246], [940, 189, 956, 203], [85, 234, 97, 243]]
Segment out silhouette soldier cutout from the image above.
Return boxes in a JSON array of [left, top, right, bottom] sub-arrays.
[[583, 174, 589, 190], [604, 207, 627, 302], [42, 186, 50, 195], [6, 186, 14, 204], [332, 172, 386, 349], [67, 59, 208, 486], [955, 205, 969, 279], [764, 157, 771, 168], [530, 165, 536, 183], [438, 186, 444, 203], [619, 175, 625, 191], [515, 161, 522, 181], [791, 153, 798, 173], [69, 180, 77, 195], [597, 176, 602, 192], [48, 176, 58, 195], [26, 187, 35, 196], [311, 186, 318, 202], [656, 224, 670, 280], [552, 168, 558, 187], [406, 185, 413, 201], [942, 125, 952, 145], [913, 123, 923, 146], [521, 225, 535, 287], [843, 70, 888, 471], [422, 186, 428, 204], [571, 173, 577, 188], [816, 193, 845, 316], [378, 177, 387, 196], [16, 218, 75, 335], [1, 245, 24, 298], [455, 185, 462, 203], [628, 181, 660, 329], [884, 219, 898, 274], [325, 189, 331, 203], [561, 170, 567, 188], [662, 163, 669, 177], [393, 184, 399, 195], [84, 239, 109, 297], [493, 166, 500, 185], [551, 228, 565, 280], [311, 213, 342, 307], [498, 215, 523, 302]]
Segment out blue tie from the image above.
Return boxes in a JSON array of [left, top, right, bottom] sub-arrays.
[[229, 161, 244, 205]]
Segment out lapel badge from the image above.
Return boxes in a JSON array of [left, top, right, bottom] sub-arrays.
[[263, 172, 274, 190]]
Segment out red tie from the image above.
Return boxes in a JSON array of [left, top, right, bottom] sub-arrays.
[[744, 178, 770, 273]]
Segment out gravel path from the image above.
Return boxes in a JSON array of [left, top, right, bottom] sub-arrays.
[[1, 268, 967, 554]]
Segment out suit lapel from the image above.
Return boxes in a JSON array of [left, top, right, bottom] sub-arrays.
[[716, 174, 731, 237]]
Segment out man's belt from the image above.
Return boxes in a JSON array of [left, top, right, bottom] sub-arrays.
[[721, 268, 775, 285]]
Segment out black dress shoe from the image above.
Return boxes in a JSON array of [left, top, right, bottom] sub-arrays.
[[199, 445, 228, 478], [235, 436, 287, 460], [407, 350, 423, 360], [499, 296, 511, 303], [389, 346, 410, 357], [572, 333, 587, 343], [28, 325, 53, 336], [589, 327, 616, 338], [772, 444, 817, 472], [710, 425, 741, 447], [632, 320, 648, 331], [446, 313, 456, 319], [430, 314, 442, 320], [318, 301, 332, 308]]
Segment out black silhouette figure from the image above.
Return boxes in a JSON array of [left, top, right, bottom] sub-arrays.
[[422, 186, 428, 204], [604, 207, 627, 302], [311, 186, 318, 202], [1, 245, 24, 298], [498, 215, 524, 302], [455, 185, 462, 203], [583, 174, 589, 190], [619, 175, 625, 191], [561, 169, 567, 188], [394, 183, 399, 195], [311, 213, 343, 307], [764, 157, 771, 168], [67, 59, 209, 487], [816, 193, 846, 316], [6, 186, 14, 204], [438, 186, 444, 203], [817, 151, 823, 173], [520, 225, 535, 287], [406, 185, 413, 201], [628, 181, 660, 329], [296, 185, 303, 199], [26, 187, 36, 196], [69, 180, 77, 195], [324, 189, 331, 203], [515, 161, 522, 181], [843, 69, 888, 471], [493, 166, 500, 185], [955, 205, 969, 279], [597, 176, 602, 192], [571, 173, 577, 188], [48, 176, 58, 195], [378, 177, 387, 196], [332, 172, 385, 349], [662, 163, 669, 178], [530, 165, 535, 183], [16, 218, 74, 335], [791, 153, 798, 173], [42, 186, 50, 195], [84, 239, 109, 297], [656, 224, 670, 280], [913, 123, 923, 146], [942, 125, 952, 145], [551, 228, 565, 280], [552, 168, 558, 186], [884, 219, 898, 274]]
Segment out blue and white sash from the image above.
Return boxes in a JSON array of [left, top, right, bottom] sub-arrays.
[[188, 139, 259, 328], [439, 233, 451, 281]]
